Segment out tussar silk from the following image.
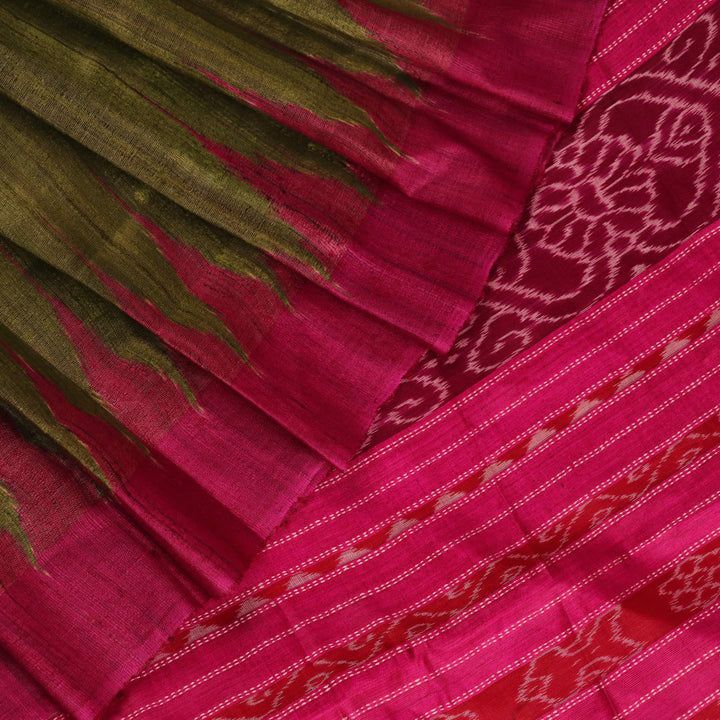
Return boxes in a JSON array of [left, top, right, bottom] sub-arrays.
[[98, 6, 720, 720], [0, 0, 603, 468], [0, 0, 609, 718], [1, 1, 720, 719], [104, 211, 720, 720]]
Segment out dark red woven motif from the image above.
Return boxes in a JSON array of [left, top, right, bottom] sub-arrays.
[[368, 6, 720, 446]]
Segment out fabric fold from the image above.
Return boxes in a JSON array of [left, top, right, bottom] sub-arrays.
[[107, 214, 720, 720], [0, 0, 608, 717], [0, 0, 607, 469]]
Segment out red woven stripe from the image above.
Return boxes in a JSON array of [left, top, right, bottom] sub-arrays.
[[690, 697, 720, 719], [217, 414, 720, 719], [435, 536, 720, 720], [189, 310, 719, 647]]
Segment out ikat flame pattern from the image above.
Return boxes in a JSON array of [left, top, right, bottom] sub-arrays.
[[0, 0, 457, 561]]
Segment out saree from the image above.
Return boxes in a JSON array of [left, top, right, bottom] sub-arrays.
[[110, 215, 720, 720], [1, 0, 719, 719]]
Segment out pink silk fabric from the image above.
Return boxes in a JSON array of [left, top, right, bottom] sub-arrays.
[[0, 2, 610, 719], [95, 6, 720, 718], [104, 213, 720, 720], [369, 0, 720, 447]]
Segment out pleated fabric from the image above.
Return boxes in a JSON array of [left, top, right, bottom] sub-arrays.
[[97, 6, 720, 719], [0, 1, 608, 718], [104, 205, 720, 720]]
